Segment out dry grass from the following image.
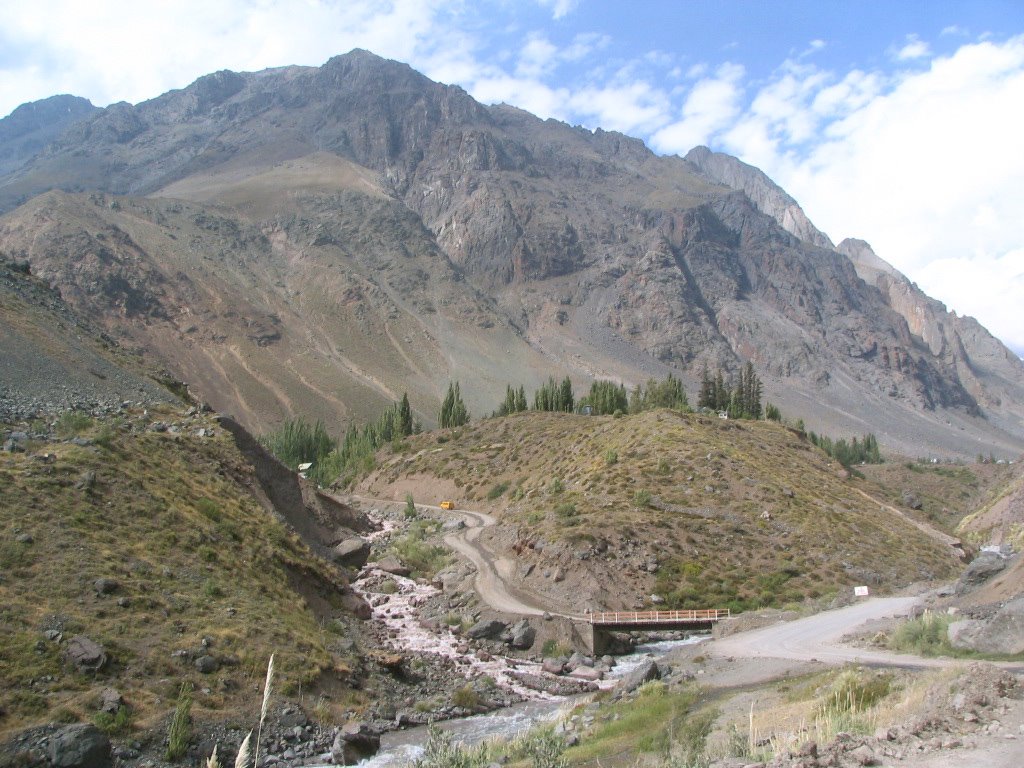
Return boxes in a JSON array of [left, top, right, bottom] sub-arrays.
[[365, 410, 960, 611], [0, 408, 358, 737]]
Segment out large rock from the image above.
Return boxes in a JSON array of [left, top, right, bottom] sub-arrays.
[[48, 724, 112, 768], [375, 555, 411, 577], [331, 722, 380, 765], [467, 619, 507, 640], [332, 537, 371, 568], [955, 552, 1006, 593], [949, 597, 1024, 654], [507, 619, 536, 650], [65, 636, 108, 673], [616, 658, 661, 695]]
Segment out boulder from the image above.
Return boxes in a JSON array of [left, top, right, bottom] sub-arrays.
[[338, 590, 372, 620], [66, 636, 108, 673], [97, 688, 123, 715], [467, 619, 507, 640], [901, 491, 923, 510], [48, 724, 112, 768], [93, 578, 119, 595], [616, 658, 660, 694], [948, 597, 1024, 654], [955, 552, 1006, 593], [376, 555, 411, 577], [507, 619, 536, 650], [541, 657, 566, 675], [331, 722, 380, 765], [332, 537, 371, 569], [195, 655, 219, 674]]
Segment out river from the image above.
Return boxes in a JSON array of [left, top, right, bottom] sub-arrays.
[[333, 510, 707, 766], [346, 633, 708, 767]]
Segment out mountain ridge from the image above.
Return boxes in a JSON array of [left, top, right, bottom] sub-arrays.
[[1, 49, 1022, 458]]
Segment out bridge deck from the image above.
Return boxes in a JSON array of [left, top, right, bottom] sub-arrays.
[[589, 609, 730, 627]]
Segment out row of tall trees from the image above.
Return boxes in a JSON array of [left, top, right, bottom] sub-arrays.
[[808, 431, 883, 467], [533, 376, 575, 413], [438, 382, 470, 428], [495, 384, 529, 416], [260, 391, 419, 486], [697, 362, 763, 420]]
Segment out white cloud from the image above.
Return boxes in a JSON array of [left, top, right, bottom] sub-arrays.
[[517, 33, 560, 78], [649, 63, 745, 153], [0, 0, 459, 115], [724, 36, 1024, 356], [919, 249, 1024, 354], [896, 35, 931, 60], [535, 0, 581, 21]]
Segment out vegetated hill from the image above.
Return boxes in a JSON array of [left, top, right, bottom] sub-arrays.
[[358, 409, 962, 613], [957, 463, 1024, 550], [1, 50, 1022, 458], [0, 252, 178, 420], [0, 406, 371, 738], [858, 459, 1019, 536]]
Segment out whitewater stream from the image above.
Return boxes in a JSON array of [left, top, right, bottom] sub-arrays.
[[313, 509, 707, 766], [336, 556, 705, 766]]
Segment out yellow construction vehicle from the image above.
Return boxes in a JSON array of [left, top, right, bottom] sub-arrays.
[[439, 500, 455, 510]]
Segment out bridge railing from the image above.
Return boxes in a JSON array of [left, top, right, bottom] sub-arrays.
[[589, 608, 731, 625]]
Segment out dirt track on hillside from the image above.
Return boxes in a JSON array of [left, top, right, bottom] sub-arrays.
[[353, 495, 582, 619]]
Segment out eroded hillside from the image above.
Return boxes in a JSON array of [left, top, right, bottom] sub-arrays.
[[0, 406, 369, 739]]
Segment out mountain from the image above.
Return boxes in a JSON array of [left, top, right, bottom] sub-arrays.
[[1, 50, 1022, 457], [685, 147, 1024, 449], [0, 94, 98, 177], [0, 252, 178, 420]]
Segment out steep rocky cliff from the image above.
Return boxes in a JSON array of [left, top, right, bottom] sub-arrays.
[[1, 50, 1022, 457]]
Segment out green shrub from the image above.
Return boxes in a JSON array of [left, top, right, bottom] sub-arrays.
[[554, 502, 577, 520], [487, 482, 510, 500], [94, 705, 131, 735], [196, 498, 222, 522], [451, 685, 480, 709], [165, 682, 192, 761], [604, 449, 618, 466], [889, 611, 956, 656], [541, 639, 570, 657], [55, 411, 94, 437], [634, 489, 652, 507]]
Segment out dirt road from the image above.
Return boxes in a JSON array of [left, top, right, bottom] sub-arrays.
[[353, 495, 581, 619], [711, 596, 1024, 672]]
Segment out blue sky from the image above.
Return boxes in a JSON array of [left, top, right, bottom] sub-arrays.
[[2, 0, 1022, 354]]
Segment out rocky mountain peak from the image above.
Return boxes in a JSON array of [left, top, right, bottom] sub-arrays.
[[0, 94, 98, 176], [685, 145, 834, 250]]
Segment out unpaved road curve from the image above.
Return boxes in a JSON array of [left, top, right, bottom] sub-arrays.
[[352, 495, 582, 620], [711, 596, 1024, 672]]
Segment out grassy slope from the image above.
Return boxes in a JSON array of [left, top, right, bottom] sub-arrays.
[[859, 460, 1017, 535], [365, 410, 960, 611], [0, 407, 358, 737]]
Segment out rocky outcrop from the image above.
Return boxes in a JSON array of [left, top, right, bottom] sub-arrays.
[[0, 95, 98, 177], [948, 596, 1024, 654], [47, 724, 112, 768], [685, 145, 834, 250], [955, 552, 1007, 594]]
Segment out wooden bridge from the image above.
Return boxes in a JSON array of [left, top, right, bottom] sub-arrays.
[[588, 609, 731, 655]]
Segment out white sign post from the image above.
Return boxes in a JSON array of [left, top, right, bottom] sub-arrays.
[[854, 586, 870, 597]]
